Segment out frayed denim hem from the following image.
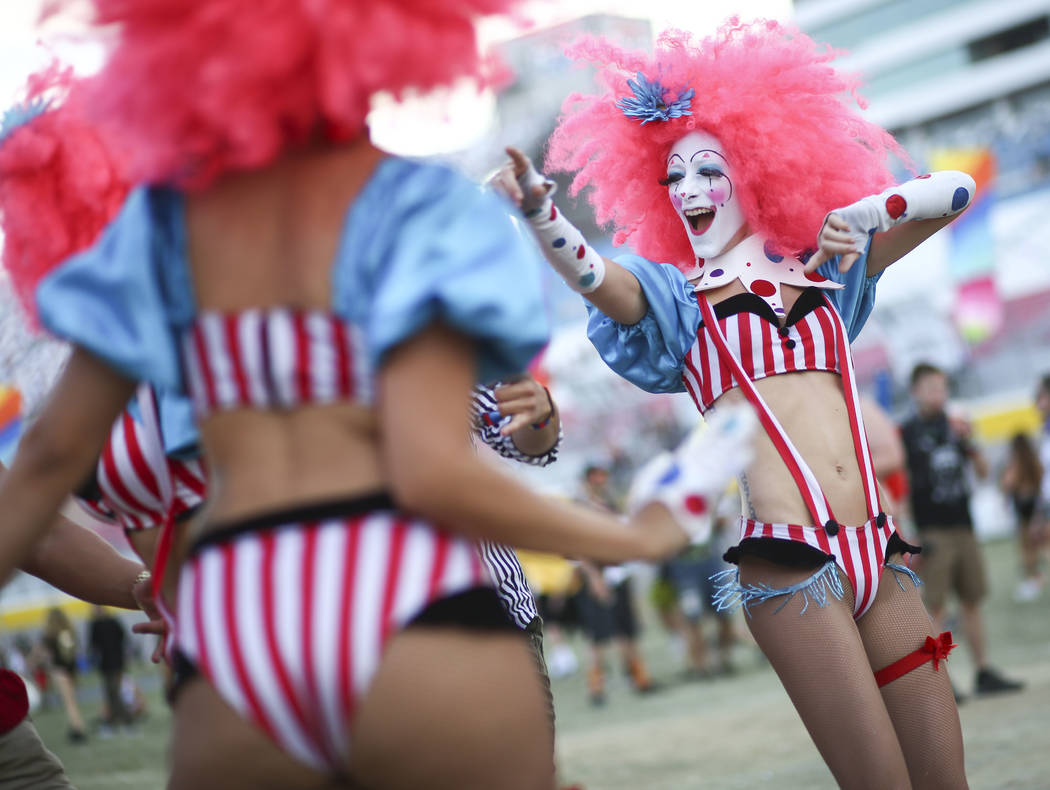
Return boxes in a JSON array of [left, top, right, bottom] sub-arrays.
[[885, 561, 923, 592], [711, 559, 844, 617]]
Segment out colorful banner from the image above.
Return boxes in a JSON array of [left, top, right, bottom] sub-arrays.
[[0, 385, 22, 463], [953, 275, 1003, 344], [929, 148, 1000, 343]]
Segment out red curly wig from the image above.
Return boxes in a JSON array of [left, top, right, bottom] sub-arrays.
[[48, 0, 524, 189], [545, 19, 906, 270], [0, 65, 129, 326]]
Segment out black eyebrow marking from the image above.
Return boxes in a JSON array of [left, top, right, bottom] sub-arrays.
[[690, 149, 729, 164], [667, 153, 685, 165]]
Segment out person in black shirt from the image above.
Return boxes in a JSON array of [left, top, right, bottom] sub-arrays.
[[88, 605, 134, 729], [900, 363, 1022, 695]]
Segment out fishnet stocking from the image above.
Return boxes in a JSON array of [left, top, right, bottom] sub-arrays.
[[857, 560, 968, 789], [739, 556, 911, 790]]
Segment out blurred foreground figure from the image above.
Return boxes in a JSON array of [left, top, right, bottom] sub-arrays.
[[494, 18, 978, 789], [901, 363, 1023, 697], [0, 2, 747, 787], [0, 502, 158, 788]]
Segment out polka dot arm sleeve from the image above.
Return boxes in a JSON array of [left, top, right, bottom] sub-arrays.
[[516, 158, 606, 294], [628, 405, 757, 545], [825, 170, 976, 252]]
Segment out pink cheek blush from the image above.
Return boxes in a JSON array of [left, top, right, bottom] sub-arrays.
[[707, 188, 726, 203], [670, 193, 683, 210]]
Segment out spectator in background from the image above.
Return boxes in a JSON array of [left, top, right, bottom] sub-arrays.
[[861, 394, 911, 526], [664, 510, 738, 678], [900, 363, 1023, 695], [88, 605, 133, 733], [1000, 432, 1045, 602], [41, 608, 87, 743], [576, 464, 655, 705]]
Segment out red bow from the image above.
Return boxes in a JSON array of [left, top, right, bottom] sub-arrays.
[[923, 632, 957, 672], [874, 631, 958, 687]]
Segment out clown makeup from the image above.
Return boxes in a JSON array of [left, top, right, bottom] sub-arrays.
[[664, 130, 747, 262]]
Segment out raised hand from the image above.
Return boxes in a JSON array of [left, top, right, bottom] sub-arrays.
[[487, 146, 554, 216], [492, 375, 554, 436], [804, 213, 864, 274]]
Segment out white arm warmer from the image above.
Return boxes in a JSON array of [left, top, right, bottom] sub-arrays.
[[828, 170, 976, 250], [516, 159, 607, 294], [628, 406, 756, 545]]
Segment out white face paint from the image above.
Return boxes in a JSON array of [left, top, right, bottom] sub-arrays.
[[664, 130, 747, 261]]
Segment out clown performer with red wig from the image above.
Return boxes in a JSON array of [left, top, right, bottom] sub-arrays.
[[493, 19, 975, 790], [0, 2, 757, 788]]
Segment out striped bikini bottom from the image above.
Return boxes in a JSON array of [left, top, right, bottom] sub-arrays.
[[714, 514, 921, 619], [172, 494, 509, 772]]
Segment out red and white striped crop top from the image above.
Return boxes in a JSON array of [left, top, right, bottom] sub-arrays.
[[181, 309, 371, 418], [682, 288, 844, 415], [76, 389, 207, 531]]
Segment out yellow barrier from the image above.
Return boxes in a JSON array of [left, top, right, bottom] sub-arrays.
[[971, 403, 1042, 443], [0, 599, 96, 632]]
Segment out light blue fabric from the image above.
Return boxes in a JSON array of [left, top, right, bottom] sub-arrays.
[[812, 231, 881, 342], [36, 188, 193, 391], [157, 388, 200, 456], [36, 158, 549, 402], [584, 234, 882, 391], [335, 157, 549, 385], [585, 254, 700, 394], [121, 386, 200, 457]]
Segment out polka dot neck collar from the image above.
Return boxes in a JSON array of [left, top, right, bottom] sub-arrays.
[[685, 234, 842, 315]]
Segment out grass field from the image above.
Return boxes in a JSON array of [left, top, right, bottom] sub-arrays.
[[30, 538, 1050, 789]]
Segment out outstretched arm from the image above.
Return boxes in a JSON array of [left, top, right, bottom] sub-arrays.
[[806, 171, 976, 276], [493, 147, 649, 325], [21, 512, 144, 610], [0, 348, 136, 583], [381, 325, 701, 564]]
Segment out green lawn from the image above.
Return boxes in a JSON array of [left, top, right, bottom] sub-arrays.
[[31, 538, 1050, 789]]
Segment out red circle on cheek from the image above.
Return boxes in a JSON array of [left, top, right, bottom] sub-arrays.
[[750, 279, 777, 297]]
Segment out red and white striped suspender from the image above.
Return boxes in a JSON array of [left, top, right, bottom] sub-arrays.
[[697, 294, 884, 530]]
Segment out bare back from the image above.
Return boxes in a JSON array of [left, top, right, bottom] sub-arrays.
[[183, 139, 389, 529]]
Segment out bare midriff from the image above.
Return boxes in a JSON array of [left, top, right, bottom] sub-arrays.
[[703, 279, 887, 528], [181, 137, 390, 541]]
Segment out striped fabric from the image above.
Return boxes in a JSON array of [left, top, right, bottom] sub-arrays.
[[476, 540, 539, 630], [683, 302, 841, 415], [471, 384, 561, 467], [471, 383, 559, 629], [698, 293, 895, 619], [182, 309, 372, 418], [76, 386, 206, 531], [174, 511, 488, 771], [737, 513, 897, 618]]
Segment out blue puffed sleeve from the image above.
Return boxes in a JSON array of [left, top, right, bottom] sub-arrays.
[[814, 231, 880, 341], [333, 158, 549, 384], [35, 187, 195, 390], [156, 388, 199, 456], [586, 254, 700, 394]]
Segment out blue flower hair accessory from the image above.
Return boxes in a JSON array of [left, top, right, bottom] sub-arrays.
[[616, 72, 694, 125], [0, 98, 51, 146]]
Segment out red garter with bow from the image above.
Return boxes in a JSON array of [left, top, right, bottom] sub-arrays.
[[874, 632, 957, 687]]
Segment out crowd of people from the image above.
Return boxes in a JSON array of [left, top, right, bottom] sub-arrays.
[[0, 4, 1041, 789]]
